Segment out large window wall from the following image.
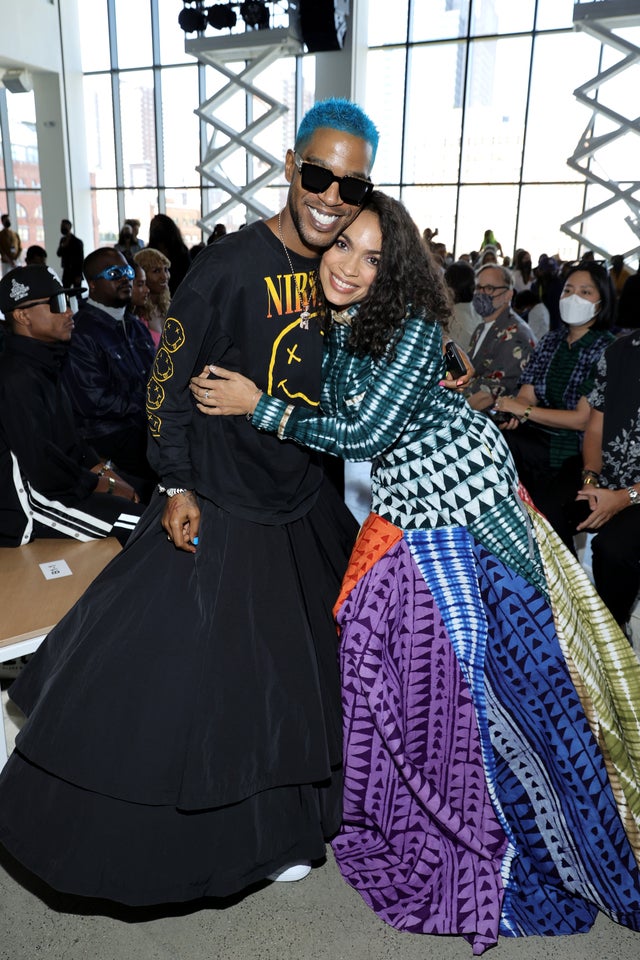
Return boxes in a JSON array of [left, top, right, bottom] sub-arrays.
[[0, 88, 43, 252], [367, 0, 639, 261], [3, 1, 637, 262], [75, 0, 312, 248]]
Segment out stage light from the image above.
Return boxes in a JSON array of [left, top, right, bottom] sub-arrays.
[[207, 5, 238, 29], [178, 2, 207, 33], [239, 1, 270, 30]]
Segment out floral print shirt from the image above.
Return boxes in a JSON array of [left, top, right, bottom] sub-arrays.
[[587, 331, 640, 488], [465, 307, 536, 401]]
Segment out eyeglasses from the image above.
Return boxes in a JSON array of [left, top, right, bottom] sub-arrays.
[[22, 293, 78, 314], [91, 264, 135, 282], [294, 154, 373, 206], [475, 284, 508, 296]]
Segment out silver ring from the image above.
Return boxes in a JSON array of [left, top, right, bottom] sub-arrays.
[[204, 390, 210, 400]]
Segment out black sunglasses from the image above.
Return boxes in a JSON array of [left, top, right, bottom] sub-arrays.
[[22, 292, 79, 314], [294, 153, 373, 206]]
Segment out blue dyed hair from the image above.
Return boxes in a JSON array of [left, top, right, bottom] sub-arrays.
[[294, 98, 379, 165]]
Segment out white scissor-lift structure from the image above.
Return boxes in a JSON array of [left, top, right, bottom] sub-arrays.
[[563, 1, 640, 261], [185, 9, 304, 236]]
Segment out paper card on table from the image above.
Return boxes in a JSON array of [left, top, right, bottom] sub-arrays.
[[39, 559, 73, 580]]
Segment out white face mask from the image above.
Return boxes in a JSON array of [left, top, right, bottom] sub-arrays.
[[559, 293, 599, 327]]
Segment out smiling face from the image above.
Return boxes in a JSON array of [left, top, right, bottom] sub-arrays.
[[319, 208, 381, 309], [284, 127, 373, 256], [144, 261, 170, 297]]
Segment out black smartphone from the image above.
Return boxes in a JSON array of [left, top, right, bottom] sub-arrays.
[[488, 408, 515, 425], [444, 341, 467, 380]]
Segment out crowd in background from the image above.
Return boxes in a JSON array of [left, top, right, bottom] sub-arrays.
[[1, 205, 640, 633]]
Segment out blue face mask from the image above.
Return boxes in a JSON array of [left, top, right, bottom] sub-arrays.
[[472, 292, 495, 317]]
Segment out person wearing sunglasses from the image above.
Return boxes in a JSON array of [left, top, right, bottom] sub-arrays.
[[462, 262, 536, 412], [0, 265, 145, 547], [60, 247, 156, 495], [189, 193, 640, 950], [0, 99, 381, 907]]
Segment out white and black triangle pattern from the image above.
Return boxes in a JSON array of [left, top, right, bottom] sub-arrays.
[[371, 414, 518, 531]]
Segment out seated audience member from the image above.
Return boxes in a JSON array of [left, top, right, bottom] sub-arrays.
[[616, 261, 640, 330], [62, 248, 156, 492], [534, 254, 563, 329], [512, 248, 534, 292], [114, 223, 138, 264], [477, 245, 499, 267], [129, 262, 158, 348], [133, 247, 171, 344], [462, 263, 535, 411], [443, 259, 480, 350], [494, 261, 615, 549], [0, 266, 145, 546], [147, 213, 191, 295], [124, 218, 145, 251], [576, 330, 640, 635], [513, 288, 550, 341], [25, 245, 48, 267], [609, 254, 632, 300]]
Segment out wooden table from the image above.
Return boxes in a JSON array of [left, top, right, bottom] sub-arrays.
[[0, 537, 121, 767]]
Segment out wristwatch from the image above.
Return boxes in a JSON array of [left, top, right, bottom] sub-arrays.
[[627, 486, 639, 506], [158, 486, 190, 498]]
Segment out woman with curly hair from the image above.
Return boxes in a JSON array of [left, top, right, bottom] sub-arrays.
[[192, 192, 640, 954], [133, 247, 171, 346]]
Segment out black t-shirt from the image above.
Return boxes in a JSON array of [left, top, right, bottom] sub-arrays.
[[147, 221, 325, 524]]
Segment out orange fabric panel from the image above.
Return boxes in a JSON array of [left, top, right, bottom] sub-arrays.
[[333, 512, 403, 618]]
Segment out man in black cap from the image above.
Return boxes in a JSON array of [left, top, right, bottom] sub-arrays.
[[0, 265, 146, 546]]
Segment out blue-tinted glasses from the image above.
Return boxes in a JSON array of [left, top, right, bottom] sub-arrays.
[[92, 264, 135, 282]]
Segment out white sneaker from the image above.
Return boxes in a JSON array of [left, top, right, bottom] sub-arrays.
[[267, 861, 311, 882]]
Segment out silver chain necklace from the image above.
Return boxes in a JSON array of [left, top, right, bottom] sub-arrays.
[[277, 210, 311, 329]]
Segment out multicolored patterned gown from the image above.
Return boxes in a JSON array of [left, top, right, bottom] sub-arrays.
[[251, 310, 640, 955]]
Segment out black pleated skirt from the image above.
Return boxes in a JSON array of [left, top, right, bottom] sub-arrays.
[[0, 479, 358, 905]]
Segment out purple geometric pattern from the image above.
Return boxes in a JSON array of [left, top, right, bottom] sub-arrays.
[[333, 524, 640, 954], [332, 537, 508, 956]]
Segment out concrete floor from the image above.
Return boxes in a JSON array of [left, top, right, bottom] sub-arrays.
[[2, 483, 640, 960], [2, 686, 640, 960]]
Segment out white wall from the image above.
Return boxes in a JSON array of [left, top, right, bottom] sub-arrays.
[[0, 0, 62, 73], [0, 0, 92, 273]]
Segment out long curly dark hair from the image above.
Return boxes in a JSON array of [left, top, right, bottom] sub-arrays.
[[328, 191, 452, 360]]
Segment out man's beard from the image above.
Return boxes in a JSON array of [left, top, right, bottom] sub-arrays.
[[287, 193, 342, 254]]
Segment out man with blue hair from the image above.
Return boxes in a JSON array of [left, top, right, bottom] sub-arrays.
[[0, 99, 380, 905]]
